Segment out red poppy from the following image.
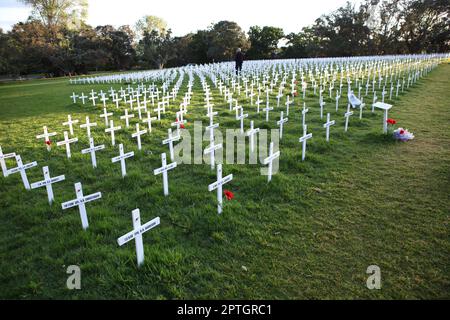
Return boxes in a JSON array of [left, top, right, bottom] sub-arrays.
[[387, 118, 397, 125], [224, 189, 234, 200], [399, 129, 405, 135], [45, 140, 52, 146], [180, 124, 185, 129]]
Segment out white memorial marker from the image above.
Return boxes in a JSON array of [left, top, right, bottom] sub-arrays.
[[70, 92, 78, 104], [36, 126, 57, 151], [323, 113, 336, 142], [263, 103, 273, 122], [80, 116, 97, 138], [30, 166, 65, 204], [120, 109, 134, 128], [142, 111, 157, 133], [263, 142, 280, 183], [0, 146, 16, 177], [246, 121, 260, 153], [162, 128, 180, 162], [373, 102, 393, 134], [131, 123, 147, 150], [344, 106, 354, 132], [117, 209, 160, 267], [63, 115, 79, 136], [302, 104, 309, 127], [237, 107, 249, 134], [100, 108, 113, 126], [299, 125, 313, 161], [277, 111, 288, 140], [81, 137, 105, 168], [111, 144, 134, 178], [153, 153, 177, 196], [79, 93, 87, 105], [204, 126, 222, 170], [7, 155, 37, 190], [56, 131, 78, 158], [61, 182, 102, 230], [105, 120, 121, 146], [208, 164, 233, 214]]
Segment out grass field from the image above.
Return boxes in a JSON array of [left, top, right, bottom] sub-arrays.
[[0, 63, 449, 299]]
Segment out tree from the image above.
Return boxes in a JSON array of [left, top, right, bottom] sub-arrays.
[[206, 21, 250, 62], [19, 0, 88, 30], [139, 29, 175, 69], [247, 26, 284, 59], [135, 15, 168, 40]]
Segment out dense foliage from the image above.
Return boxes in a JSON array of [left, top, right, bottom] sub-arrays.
[[0, 0, 448, 76]]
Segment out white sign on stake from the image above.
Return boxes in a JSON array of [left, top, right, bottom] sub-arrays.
[[208, 164, 233, 214], [0, 146, 16, 177], [111, 144, 134, 178], [263, 142, 280, 182], [61, 182, 102, 230], [153, 153, 177, 196], [81, 137, 105, 168], [7, 155, 38, 190], [117, 209, 160, 267], [30, 166, 65, 205], [56, 131, 78, 158]]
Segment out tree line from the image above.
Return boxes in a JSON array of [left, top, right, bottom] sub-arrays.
[[0, 0, 448, 77]]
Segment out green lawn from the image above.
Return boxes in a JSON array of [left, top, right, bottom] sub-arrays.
[[0, 63, 449, 299]]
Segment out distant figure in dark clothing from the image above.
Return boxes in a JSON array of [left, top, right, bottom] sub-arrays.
[[235, 48, 244, 75]]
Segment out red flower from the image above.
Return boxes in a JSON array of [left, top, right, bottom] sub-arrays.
[[387, 118, 397, 125], [45, 140, 51, 146], [224, 189, 234, 200], [399, 129, 405, 135], [180, 123, 185, 129]]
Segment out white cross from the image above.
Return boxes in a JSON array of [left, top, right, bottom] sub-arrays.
[[105, 120, 121, 146], [319, 96, 326, 119], [162, 128, 180, 162], [111, 144, 134, 178], [277, 111, 288, 140], [302, 104, 309, 127], [30, 166, 65, 205], [344, 107, 354, 132], [36, 126, 57, 151], [263, 104, 273, 122], [81, 137, 105, 168], [255, 96, 263, 113], [63, 115, 79, 136], [335, 91, 341, 111], [237, 107, 249, 134], [120, 109, 134, 128], [7, 155, 38, 190], [61, 182, 102, 230], [113, 93, 121, 109], [299, 125, 313, 161], [131, 123, 147, 150], [263, 142, 280, 183], [89, 92, 97, 106], [142, 111, 157, 133], [56, 131, 78, 158], [285, 95, 292, 116], [0, 146, 16, 177], [154, 102, 164, 120], [153, 153, 177, 196], [70, 92, 78, 104], [79, 93, 87, 104], [323, 113, 336, 142], [80, 116, 97, 138], [204, 126, 223, 170], [100, 108, 113, 126], [171, 113, 187, 136], [100, 94, 109, 107], [208, 164, 233, 214], [246, 121, 260, 153], [117, 209, 160, 267]]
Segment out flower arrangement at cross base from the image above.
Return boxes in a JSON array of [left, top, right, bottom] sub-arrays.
[[393, 128, 415, 141], [387, 118, 414, 141]]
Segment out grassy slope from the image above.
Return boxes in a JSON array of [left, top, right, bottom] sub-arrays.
[[0, 63, 449, 299]]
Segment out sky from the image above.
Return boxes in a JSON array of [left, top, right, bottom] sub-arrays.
[[0, 0, 361, 36]]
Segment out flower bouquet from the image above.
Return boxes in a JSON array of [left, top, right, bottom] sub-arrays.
[[393, 128, 414, 141]]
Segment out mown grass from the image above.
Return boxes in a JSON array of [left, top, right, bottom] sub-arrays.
[[0, 63, 449, 299]]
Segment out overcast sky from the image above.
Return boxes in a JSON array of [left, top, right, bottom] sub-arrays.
[[0, 0, 361, 36]]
